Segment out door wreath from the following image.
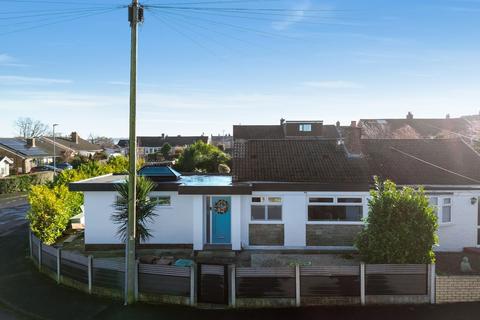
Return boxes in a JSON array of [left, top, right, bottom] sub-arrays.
[[214, 199, 229, 214]]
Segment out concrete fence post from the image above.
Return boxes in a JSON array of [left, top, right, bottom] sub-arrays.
[[295, 264, 301, 307], [230, 265, 236, 307], [88, 255, 93, 294], [429, 264, 436, 304], [56, 248, 61, 284], [134, 260, 139, 301], [360, 262, 366, 306], [38, 241, 42, 271], [190, 264, 196, 306]]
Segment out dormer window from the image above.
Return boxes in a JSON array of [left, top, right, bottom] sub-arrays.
[[299, 124, 312, 132]]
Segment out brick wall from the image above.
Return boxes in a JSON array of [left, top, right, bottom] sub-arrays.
[[249, 224, 284, 246], [306, 225, 363, 246], [436, 276, 480, 303]]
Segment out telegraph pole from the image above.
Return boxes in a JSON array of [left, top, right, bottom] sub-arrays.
[[126, 0, 143, 305]]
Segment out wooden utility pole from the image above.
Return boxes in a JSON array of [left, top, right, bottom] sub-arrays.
[[126, 0, 143, 305]]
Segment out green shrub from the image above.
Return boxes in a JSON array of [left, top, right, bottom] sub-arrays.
[[355, 178, 438, 264], [0, 172, 51, 194], [27, 185, 82, 245]]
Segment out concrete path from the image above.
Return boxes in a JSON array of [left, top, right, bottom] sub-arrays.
[[1, 195, 480, 319]]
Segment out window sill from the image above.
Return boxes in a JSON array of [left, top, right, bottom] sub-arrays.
[[438, 222, 454, 227], [249, 221, 283, 224], [306, 221, 364, 225]]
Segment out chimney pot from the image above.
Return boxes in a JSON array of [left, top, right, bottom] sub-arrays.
[[26, 138, 36, 148], [406, 112, 414, 120], [336, 121, 340, 127], [71, 132, 79, 144], [280, 118, 285, 125], [350, 121, 357, 127]]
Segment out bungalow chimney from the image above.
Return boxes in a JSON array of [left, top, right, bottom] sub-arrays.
[[336, 121, 340, 127], [344, 126, 362, 157], [406, 112, 414, 120], [280, 118, 285, 125], [350, 121, 357, 127], [71, 132, 79, 144], [26, 137, 36, 148], [161, 133, 165, 139]]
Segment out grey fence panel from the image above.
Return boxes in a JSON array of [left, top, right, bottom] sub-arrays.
[[92, 259, 124, 290], [31, 238, 39, 264], [61, 258, 89, 283], [236, 267, 295, 298], [138, 264, 191, 297], [41, 246, 57, 272], [366, 264, 428, 295], [61, 251, 88, 266], [300, 266, 360, 297]]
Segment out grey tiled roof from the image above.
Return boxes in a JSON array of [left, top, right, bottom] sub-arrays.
[[233, 139, 369, 184], [0, 138, 50, 157], [233, 138, 480, 186]]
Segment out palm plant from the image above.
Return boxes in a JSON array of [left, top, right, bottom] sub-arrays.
[[111, 176, 158, 244]]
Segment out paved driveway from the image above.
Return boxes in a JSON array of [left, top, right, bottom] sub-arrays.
[[0, 194, 29, 237], [1, 195, 480, 319]]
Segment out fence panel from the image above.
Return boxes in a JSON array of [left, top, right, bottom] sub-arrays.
[[41, 245, 57, 272], [138, 264, 191, 297], [366, 264, 428, 295], [236, 267, 295, 298], [60, 251, 89, 284], [300, 266, 360, 297], [198, 264, 228, 304], [92, 259, 124, 290], [31, 236, 40, 265]]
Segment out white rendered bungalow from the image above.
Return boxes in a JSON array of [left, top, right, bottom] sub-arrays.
[[70, 124, 480, 252]]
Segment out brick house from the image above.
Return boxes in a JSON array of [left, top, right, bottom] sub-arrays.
[[39, 132, 102, 159], [117, 135, 209, 159], [0, 138, 53, 174]]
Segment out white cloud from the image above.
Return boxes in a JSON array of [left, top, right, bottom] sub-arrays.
[[302, 80, 364, 89], [0, 54, 29, 67], [0, 75, 72, 85]]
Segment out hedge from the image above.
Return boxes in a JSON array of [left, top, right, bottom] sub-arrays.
[[0, 172, 53, 194]]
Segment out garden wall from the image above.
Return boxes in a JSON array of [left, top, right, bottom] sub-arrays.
[[436, 275, 480, 303]]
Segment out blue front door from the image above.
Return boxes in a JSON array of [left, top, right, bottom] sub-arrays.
[[211, 196, 231, 244]]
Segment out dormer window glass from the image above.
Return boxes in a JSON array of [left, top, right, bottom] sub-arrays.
[[299, 124, 312, 132]]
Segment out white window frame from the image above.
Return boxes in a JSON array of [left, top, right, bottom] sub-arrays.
[[299, 124, 312, 132], [250, 196, 283, 223], [429, 196, 452, 225], [148, 194, 173, 209], [306, 195, 365, 225]]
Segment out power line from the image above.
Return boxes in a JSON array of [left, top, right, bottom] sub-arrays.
[[391, 146, 480, 184], [0, 7, 121, 37]]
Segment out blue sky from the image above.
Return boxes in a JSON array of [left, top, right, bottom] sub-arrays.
[[1, 0, 480, 138]]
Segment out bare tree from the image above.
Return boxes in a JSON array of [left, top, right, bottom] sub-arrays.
[[14, 117, 48, 139]]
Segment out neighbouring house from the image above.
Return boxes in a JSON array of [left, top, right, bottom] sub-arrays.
[[116, 139, 129, 156], [40, 132, 102, 158], [359, 112, 480, 141], [0, 138, 54, 174], [118, 135, 209, 159], [70, 121, 480, 252], [0, 156, 13, 177], [210, 134, 234, 153]]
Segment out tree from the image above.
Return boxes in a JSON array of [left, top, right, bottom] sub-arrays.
[[14, 117, 48, 139], [355, 178, 438, 264], [174, 140, 231, 173], [111, 176, 158, 243], [160, 143, 172, 160]]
